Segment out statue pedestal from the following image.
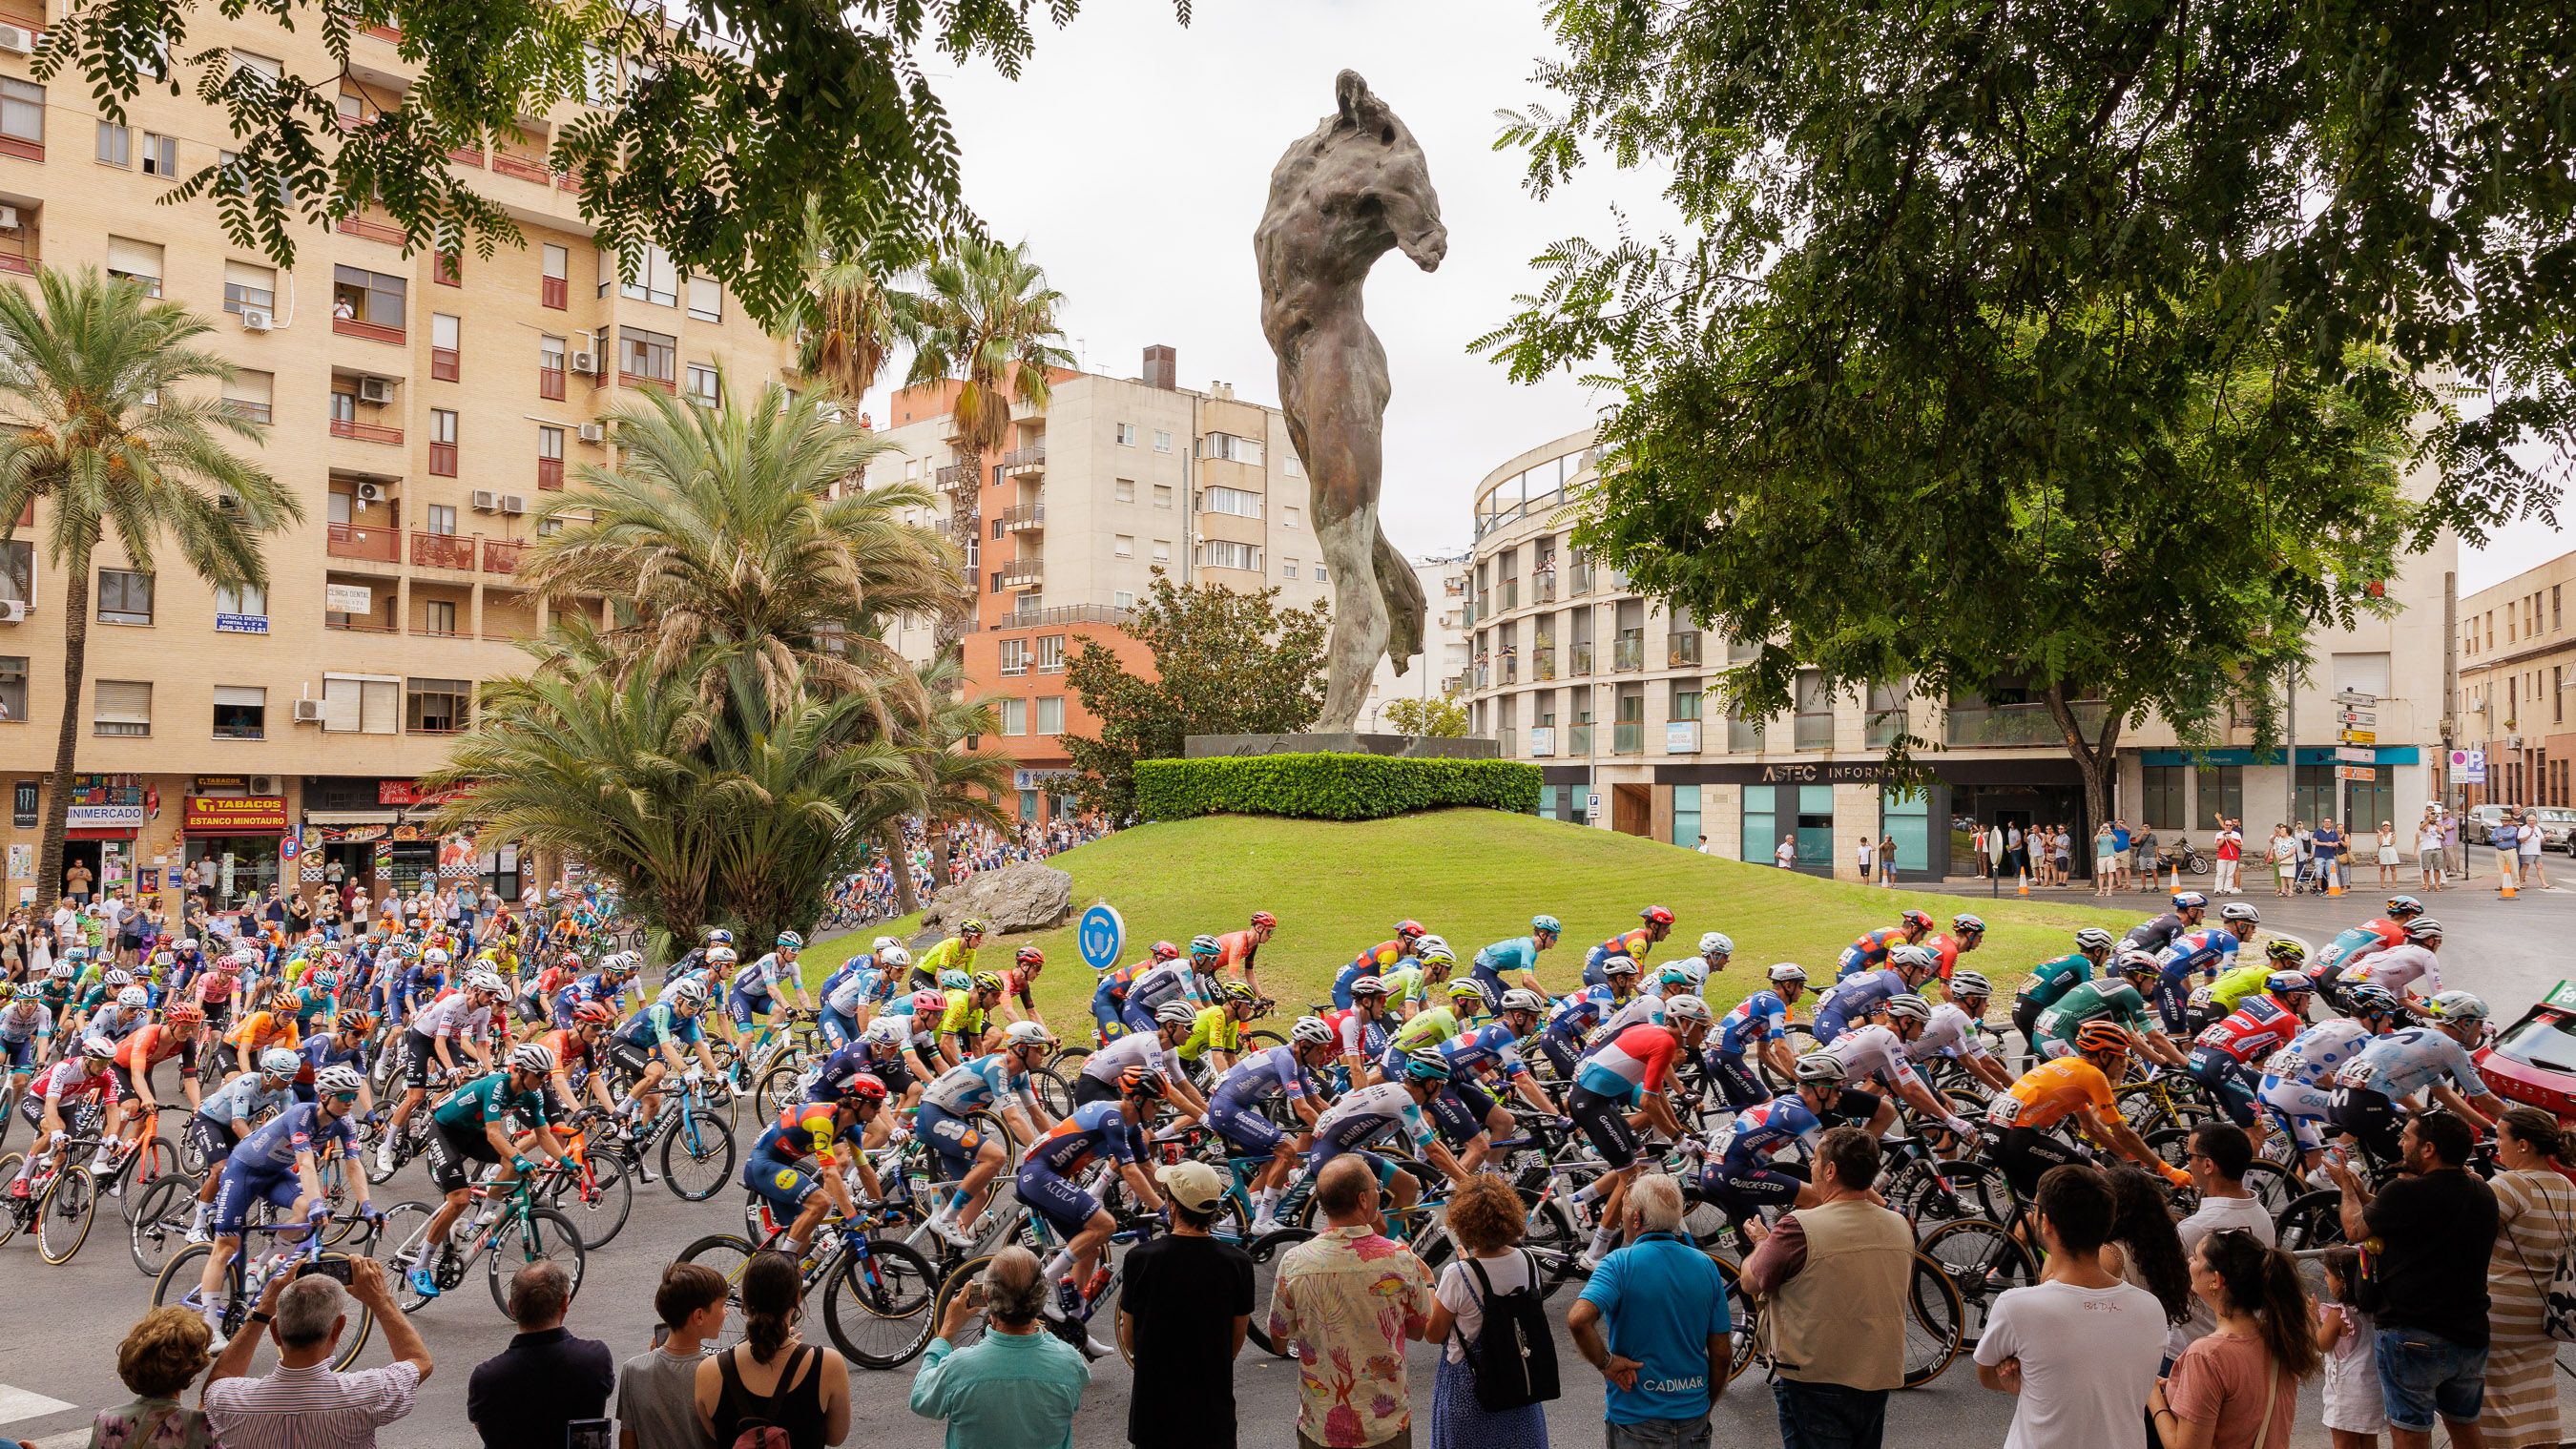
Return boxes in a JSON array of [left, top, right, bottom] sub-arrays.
[[1183, 733, 1500, 761]]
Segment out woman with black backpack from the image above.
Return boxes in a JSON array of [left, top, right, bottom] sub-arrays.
[[1423, 1171, 1557, 1449]]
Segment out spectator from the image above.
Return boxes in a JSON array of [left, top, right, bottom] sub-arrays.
[[2098, 1166, 2192, 1333], [2518, 810, 2549, 889], [2326, 1111, 2499, 1449], [2481, 1106, 2576, 1448], [2149, 1229, 2319, 1449], [619, 1263, 727, 1449], [2168, 1126, 2275, 1360], [696, 1252, 849, 1449], [1743, 1126, 1913, 1449], [1857, 835, 1876, 883], [469, 1259, 615, 1449], [1267, 1154, 1436, 1449], [2314, 817, 2344, 892], [911, 1245, 1087, 1449], [1776, 835, 1797, 869], [202, 1257, 431, 1449], [1975, 1165, 2168, 1449], [2375, 820, 2400, 886], [1116, 1163, 1252, 1449], [2138, 823, 2163, 893], [2493, 815, 2522, 892], [1422, 1172, 1553, 1449], [2418, 817, 2447, 893], [1568, 1172, 1733, 1449], [1878, 833, 1898, 884], [2441, 809, 2462, 878], [2096, 822, 2120, 897], [2212, 818, 2242, 896], [2316, 1248, 2386, 1449], [86, 1306, 218, 1449]]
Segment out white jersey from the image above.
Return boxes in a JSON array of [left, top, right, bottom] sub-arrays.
[[2341, 943, 2441, 999], [1078, 1028, 1180, 1086], [1818, 1024, 1925, 1092], [410, 991, 492, 1041], [1906, 1004, 1993, 1064], [1594, 994, 1667, 1041], [2259, 1020, 2370, 1088]]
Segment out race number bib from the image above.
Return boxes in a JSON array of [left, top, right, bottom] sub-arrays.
[[1986, 1094, 2025, 1127]]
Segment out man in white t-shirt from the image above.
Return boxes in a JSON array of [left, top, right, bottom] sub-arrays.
[[1776, 835, 1797, 869], [2168, 1123, 2275, 1360], [1976, 1164, 2166, 1449], [2520, 809, 2550, 889]]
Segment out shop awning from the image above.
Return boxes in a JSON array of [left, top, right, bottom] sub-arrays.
[[66, 827, 135, 839], [304, 810, 400, 826]]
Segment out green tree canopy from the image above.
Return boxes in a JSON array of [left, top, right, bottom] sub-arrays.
[[1381, 693, 1467, 738]]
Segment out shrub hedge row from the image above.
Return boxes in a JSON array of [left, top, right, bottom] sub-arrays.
[[1134, 752, 1543, 821]]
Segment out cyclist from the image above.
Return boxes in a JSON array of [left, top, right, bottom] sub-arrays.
[[1016, 1066, 1173, 1332], [1695, 1054, 1851, 1237], [1834, 909, 1935, 982], [910, 918, 987, 993], [1181, 934, 1231, 1004], [995, 946, 1049, 1031], [385, 944, 444, 1029], [1077, 1001, 1209, 1127], [551, 951, 641, 1032], [1694, 930, 1735, 980], [7, 1037, 119, 1200], [405, 1044, 570, 1298], [1568, 997, 1714, 1266], [1381, 978, 1493, 1074], [2309, 895, 2427, 1000], [2011, 930, 2121, 1063], [816, 944, 907, 1047], [1377, 937, 1461, 1023], [378, 969, 508, 1171], [1210, 910, 1278, 999], [2184, 971, 2315, 1149], [2336, 918, 2444, 1014], [1813, 943, 1940, 1046], [2256, 983, 2404, 1170], [0, 983, 53, 1107], [105, 1001, 209, 1178], [1982, 1024, 2191, 1199], [1925, 914, 1985, 981], [1116, 942, 1198, 1038], [742, 1075, 888, 1261], [1175, 982, 1262, 1079], [728, 932, 815, 1043], [661, 927, 731, 996], [220, 999, 301, 1079], [1815, 994, 1978, 1141], [530, 1000, 617, 1121], [2122, 890, 2211, 958], [1423, 987, 1554, 1172], [1221, 1016, 1338, 1234], [2326, 989, 2498, 1161], [1321, 976, 1396, 1086], [1470, 915, 1559, 1003], [1582, 905, 1675, 988], [877, 989, 952, 1086], [1909, 971, 2013, 1093], [2033, 954, 2189, 1066], [1304, 1048, 1472, 1213], [812, 1017, 923, 1124], [1091, 940, 1176, 1042], [2150, 923, 2245, 1034], [174, 1050, 300, 1239], [1535, 957, 1642, 1080], [936, 972, 1007, 1067], [189, 1065, 376, 1342], [607, 977, 720, 1132], [2204, 942, 2302, 1022], [1704, 963, 1810, 1109], [280, 967, 342, 1036], [1332, 920, 1427, 1009], [913, 1021, 1056, 1247]]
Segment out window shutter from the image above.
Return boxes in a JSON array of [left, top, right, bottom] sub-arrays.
[[106, 237, 162, 276], [361, 679, 399, 734], [93, 679, 151, 721], [212, 685, 265, 707], [322, 676, 359, 733]]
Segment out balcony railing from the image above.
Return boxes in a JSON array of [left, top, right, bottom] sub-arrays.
[[220, 400, 272, 424], [1728, 718, 1768, 752], [495, 153, 552, 185], [617, 371, 673, 394], [996, 503, 1046, 531], [1794, 712, 1835, 749], [1473, 665, 1488, 690], [1669, 633, 1703, 668], [538, 365, 565, 401], [989, 604, 1132, 631], [1501, 658, 1519, 684], [1442, 674, 1465, 694], [1569, 643, 1595, 674], [0, 254, 35, 277], [1499, 579, 1519, 611], [446, 144, 485, 167], [1534, 648, 1557, 681], [329, 416, 403, 445], [325, 616, 396, 632], [409, 530, 476, 569], [1569, 723, 1593, 756], [996, 559, 1044, 589], [431, 347, 459, 382], [1945, 698, 2108, 747], [325, 523, 400, 563], [334, 215, 405, 245], [1613, 720, 1644, 756], [537, 456, 564, 490], [934, 463, 976, 490], [1534, 573, 1557, 604], [1612, 633, 1645, 672], [1865, 710, 1905, 748], [999, 657, 1028, 677], [480, 538, 527, 574], [331, 317, 405, 346], [1568, 566, 1595, 596], [540, 275, 567, 309], [1001, 444, 1046, 474]]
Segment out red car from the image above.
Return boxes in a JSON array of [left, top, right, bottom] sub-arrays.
[[2475, 980, 2576, 1121]]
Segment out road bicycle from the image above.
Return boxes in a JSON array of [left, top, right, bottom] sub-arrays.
[[930, 1178, 1167, 1363], [151, 1208, 382, 1366], [379, 1170, 586, 1315], [677, 1206, 943, 1369], [595, 1073, 737, 1201], [0, 1098, 112, 1263], [527, 1117, 634, 1248]]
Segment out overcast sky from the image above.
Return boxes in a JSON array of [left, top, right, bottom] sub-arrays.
[[872, 0, 2566, 590]]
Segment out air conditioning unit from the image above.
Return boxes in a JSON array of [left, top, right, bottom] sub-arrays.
[[0, 25, 35, 55], [245, 776, 277, 796], [292, 698, 326, 725], [576, 422, 605, 444], [239, 308, 273, 332], [469, 489, 497, 511], [0, 205, 20, 232], [2509, 735, 2525, 751], [356, 377, 393, 405], [0, 599, 23, 624], [569, 351, 596, 376], [498, 494, 526, 514], [354, 481, 385, 506]]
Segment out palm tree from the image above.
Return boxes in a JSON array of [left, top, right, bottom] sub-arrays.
[[779, 197, 917, 405], [895, 238, 1074, 459], [0, 268, 302, 912]]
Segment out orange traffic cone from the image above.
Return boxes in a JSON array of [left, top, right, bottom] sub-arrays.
[[2326, 867, 2343, 898], [2502, 867, 2520, 900], [2016, 869, 2030, 897], [2168, 863, 2182, 892]]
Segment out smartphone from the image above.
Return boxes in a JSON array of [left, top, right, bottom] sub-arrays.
[[297, 1256, 352, 1285], [567, 1419, 611, 1449], [651, 1324, 671, 1350], [965, 1278, 988, 1311]]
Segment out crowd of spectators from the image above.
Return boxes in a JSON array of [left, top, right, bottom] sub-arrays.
[[825, 815, 1113, 927]]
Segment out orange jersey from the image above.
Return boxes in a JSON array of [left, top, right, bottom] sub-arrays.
[[225, 1011, 301, 1056], [535, 1027, 592, 1073], [1215, 929, 1263, 977], [1985, 1058, 2115, 1132]]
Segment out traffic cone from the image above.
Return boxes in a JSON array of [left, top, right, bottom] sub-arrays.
[[2326, 868, 2343, 898], [2016, 869, 2030, 897], [2169, 863, 2181, 892], [2503, 867, 2520, 900]]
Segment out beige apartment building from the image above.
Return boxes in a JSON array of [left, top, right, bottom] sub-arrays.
[[0, 10, 795, 908], [1465, 427, 2460, 878], [2457, 552, 2576, 811]]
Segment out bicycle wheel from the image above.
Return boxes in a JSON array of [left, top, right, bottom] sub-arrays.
[[754, 1062, 806, 1123], [2275, 1189, 2347, 1252], [1710, 1252, 1759, 1381], [930, 1253, 996, 1351], [1918, 1216, 2037, 1348], [37, 1163, 95, 1264], [1515, 1190, 1585, 1299], [152, 1242, 218, 1314], [115, 1135, 178, 1219], [1901, 1251, 1966, 1387], [1028, 1067, 1077, 1120], [553, 1154, 633, 1250], [128, 1173, 200, 1277], [677, 1233, 756, 1352], [0, 1151, 28, 1248], [1886, 1155, 2014, 1229], [821, 1236, 940, 1369], [1243, 1029, 1285, 1053], [319, 1252, 379, 1370], [488, 1206, 586, 1314], [1244, 1228, 1312, 1356], [661, 1105, 737, 1202], [375, 1200, 444, 1312], [2238, 1160, 2297, 1215]]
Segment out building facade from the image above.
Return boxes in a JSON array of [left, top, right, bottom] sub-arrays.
[[874, 350, 1332, 821], [0, 12, 794, 907], [1360, 551, 1472, 730], [1464, 428, 2460, 879], [2456, 552, 2576, 809]]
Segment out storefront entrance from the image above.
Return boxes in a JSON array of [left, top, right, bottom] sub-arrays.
[[60, 838, 103, 902]]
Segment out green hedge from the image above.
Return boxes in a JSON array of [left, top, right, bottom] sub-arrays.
[[1135, 753, 1542, 821]]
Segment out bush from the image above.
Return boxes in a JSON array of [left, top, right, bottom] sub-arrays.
[[1135, 753, 1542, 821]]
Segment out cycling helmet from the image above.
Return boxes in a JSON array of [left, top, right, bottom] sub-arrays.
[[1415, 937, 1458, 967], [2405, 918, 2444, 942], [571, 1000, 615, 1024], [1531, 914, 1562, 936], [1401, 1048, 1452, 1084], [706, 928, 736, 946], [1394, 920, 1427, 941], [1656, 964, 1699, 991], [1949, 970, 1992, 1001], [259, 1047, 301, 1076], [1002, 1021, 1055, 1050], [938, 969, 971, 992], [314, 1065, 365, 1098], [706, 945, 739, 966], [1347, 975, 1390, 999], [1900, 909, 1935, 932], [1221, 981, 1257, 1004], [1150, 941, 1181, 963], [863, 1017, 907, 1046], [2265, 971, 2314, 996], [2218, 902, 2260, 926], [103, 968, 133, 987], [906, 989, 945, 1016], [841, 1072, 887, 1105], [604, 951, 641, 975], [509, 1042, 557, 1074], [2425, 990, 2490, 1025], [1888, 944, 1937, 974], [229, 949, 260, 968], [1120, 1066, 1168, 1099], [1768, 963, 1809, 985], [2385, 895, 2427, 920], [308, 971, 339, 993], [872, 936, 901, 955], [80, 1037, 117, 1061], [2118, 949, 2161, 981], [968, 972, 1002, 993], [2172, 891, 2210, 911], [878, 944, 912, 969], [12, 982, 42, 1001], [175, 938, 197, 952], [423, 946, 451, 965], [1881, 993, 1932, 1023], [1795, 1053, 1848, 1085], [333, 1008, 373, 1032], [1499, 987, 1548, 1015], [1190, 934, 1223, 961], [1153, 1000, 1197, 1027], [1015, 946, 1044, 967], [467, 970, 508, 995], [115, 986, 148, 1008], [1290, 1016, 1336, 1046], [2340, 983, 2401, 1017], [671, 979, 712, 1006], [48, 962, 73, 980], [1951, 913, 1986, 936], [959, 918, 988, 936], [1699, 931, 1734, 958], [1447, 978, 1489, 1004], [2074, 1021, 2135, 1055], [775, 931, 804, 950], [1662, 994, 1713, 1024], [1602, 955, 1641, 979], [1640, 905, 1675, 927], [63, 945, 89, 962], [2264, 940, 2307, 964], [1249, 910, 1278, 930]]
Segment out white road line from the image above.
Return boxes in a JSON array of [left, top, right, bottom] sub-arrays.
[[27, 1429, 88, 1449], [0, 1384, 75, 1426]]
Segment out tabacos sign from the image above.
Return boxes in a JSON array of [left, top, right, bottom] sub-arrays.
[[183, 795, 290, 832]]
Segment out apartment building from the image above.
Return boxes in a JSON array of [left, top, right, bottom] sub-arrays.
[[2457, 552, 2576, 809], [0, 11, 795, 907], [874, 348, 1332, 821], [1465, 428, 2459, 879]]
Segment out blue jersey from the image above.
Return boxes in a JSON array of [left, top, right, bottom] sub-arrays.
[[921, 1053, 1032, 1114], [1475, 937, 1542, 981], [1717, 1094, 1824, 1171], [614, 1003, 703, 1049], [1437, 1023, 1530, 1080], [2156, 929, 2240, 987], [821, 959, 892, 1016], [1215, 1043, 1314, 1106], [1715, 990, 1791, 1056], [2123, 912, 2190, 959], [229, 1102, 357, 1177], [1818, 968, 1905, 1022], [1544, 984, 1619, 1038], [298, 1032, 366, 1075], [1022, 1100, 1144, 1177]]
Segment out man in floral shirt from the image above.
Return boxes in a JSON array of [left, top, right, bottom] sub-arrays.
[[1267, 1155, 1435, 1449]]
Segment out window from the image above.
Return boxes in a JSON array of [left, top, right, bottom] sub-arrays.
[[1670, 682, 1702, 720], [537, 424, 564, 488], [1201, 486, 1263, 519], [1152, 484, 1174, 509], [1036, 696, 1064, 735], [97, 569, 154, 625], [214, 582, 265, 620], [1153, 429, 1172, 452], [1113, 478, 1135, 503], [2196, 764, 2244, 832], [429, 408, 458, 475], [1197, 431, 1264, 465], [686, 275, 722, 322], [2557, 585, 2565, 631], [1200, 540, 1260, 571], [2140, 765, 2184, 830], [106, 237, 164, 297], [319, 674, 397, 734], [619, 327, 676, 383], [685, 362, 718, 405], [1282, 506, 1300, 529], [423, 599, 457, 635], [96, 121, 129, 166], [1313, 564, 1328, 583], [430, 313, 460, 380], [223, 260, 276, 315], [331, 265, 405, 330], [612, 243, 679, 306], [1151, 539, 1171, 563], [212, 685, 264, 740], [1114, 423, 1136, 446], [328, 388, 356, 424], [93, 680, 151, 736], [998, 638, 1028, 676], [230, 51, 282, 84], [540, 244, 568, 309], [1001, 698, 1028, 735], [1281, 558, 1298, 580], [425, 504, 457, 535], [1035, 634, 1065, 673], [221, 369, 273, 424], [405, 677, 470, 734], [1113, 534, 1134, 557], [141, 132, 176, 176], [0, 656, 24, 721], [1, 78, 45, 151]]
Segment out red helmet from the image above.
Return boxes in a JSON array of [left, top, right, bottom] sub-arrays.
[[909, 989, 946, 1016], [164, 1002, 203, 1027], [560, 950, 583, 968], [1639, 905, 1675, 927], [1015, 946, 1044, 967], [841, 1072, 888, 1105], [1250, 910, 1278, 929], [1394, 920, 1427, 940], [1900, 910, 1935, 933], [571, 1000, 614, 1024], [1151, 941, 1181, 962]]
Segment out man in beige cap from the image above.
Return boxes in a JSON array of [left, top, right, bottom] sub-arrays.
[[1116, 1159, 1256, 1449]]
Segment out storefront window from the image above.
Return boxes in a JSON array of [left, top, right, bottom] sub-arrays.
[[2195, 765, 2244, 832], [1881, 785, 1929, 876], [480, 841, 521, 901], [387, 840, 438, 896], [2141, 766, 2185, 831], [1670, 784, 1701, 848], [186, 837, 279, 908]]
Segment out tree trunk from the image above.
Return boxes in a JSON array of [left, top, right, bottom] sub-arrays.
[[2046, 683, 2123, 880], [34, 553, 91, 919], [880, 824, 919, 917]]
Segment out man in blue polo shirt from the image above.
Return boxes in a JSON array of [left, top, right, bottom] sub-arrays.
[[1568, 1171, 1734, 1446]]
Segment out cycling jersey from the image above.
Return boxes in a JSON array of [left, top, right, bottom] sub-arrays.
[[914, 935, 977, 983], [228, 1102, 356, 1176], [937, 990, 987, 1040], [1078, 1028, 1181, 1085], [1123, 963, 1195, 1016], [1213, 928, 1264, 982], [1214, 1044, 1314, 1106], [196, 1070, 290, 1125], [2156, 929, 2241, 985], [804, 1043, 903, 1103], [2033, 981, 2155, 1052], [1376, 965, 1432, 1014], [2334, 1027, 2492, 1103], [282, 985, 338, 1029], [2205, 964, 2275, 1013], [1714, 990, 1790, 1057], [2265, 1021, 2373, 1088], [82, 1004, 148, 1049], [1714, 1094, 1825, 1170], [922, 1053, 1037, 1115], [2340, 943, 2441, 999], [1174, 1005, 1242, 1064], [2122, 912, 2190, 958], [1595, 992, 1670, 1039], [429, 1071, 551, 1132], [2192, 996, 2302, 1065], [34, 1058, 113, 1106], [1923, 933, 1971, 980], [1588, 927, 1656, 971], [1321, 1005, 1387, 1063], [1384, 1006, 1465, 1069], [2314, 920, 2406, 978], [1818, 1024, 1926, 1092], [821, 963, 891, 1018], [1022, 1098, 1143, 1177], [1835, 927, 1908, 980], [1546, 984, 1623, 1041], [1907, 1004, 1993, 1064], [1986, 1058, 2116, 1131], [411, 991, 492, 1042], [1815, 968, 1905, 1042], [614, 1003, 703, 1051], [1311, 1080, 1435, 1156], [0, 1001, 50, 1045], [732, 952, 796, 1001], [1437, 1023, 1531, 1081], [114, 1022, 202, 1077], [1475, 936, 1544, 986], [1575, 1024, 1684, 1101], [753, 1100, 858, 1170]]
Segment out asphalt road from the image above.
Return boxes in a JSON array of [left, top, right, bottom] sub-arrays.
[[1, 879, 2570, 1449]]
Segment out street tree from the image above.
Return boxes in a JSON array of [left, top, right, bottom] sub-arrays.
[[896, 238, 1075, 460], [1382, 694, 1467, 738]]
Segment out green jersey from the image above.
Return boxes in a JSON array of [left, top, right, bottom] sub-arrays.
[[2206, 963, 2275, 1013], [2014, 952, 2095, 1008], [1390, 1005, 1463, 1054], [430, 1070, 550, 1132], [2034, 981, 2152, 1049], [1377, 965, 1429, 1011]]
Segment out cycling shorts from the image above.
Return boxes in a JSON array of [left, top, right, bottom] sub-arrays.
[[1698, 1158, 1805, 1227], [725, 988, 772, 1030], [2153, 978, 2195, 1036], [425, 1117, 502, 1194], [1424, 1079, 1497, 1148], [913, 1102, 987, 1178], [186, 1114, 240, 1168], [514, 992, 550, 1027], [1981, 1123, 2089, 1201], [819, 1007, 862, 1050], [1534, 1030, 1583, 1081], [548, 996, 581, 1033], [209, 1164, 302, 1237], [1468, 961, 1511, 1006], [1117, 1001, 1159, 1039], [1580, 953, 1611, 990], [3, 1037, 38, 1073], [2328, 1086, 2404, 1163], [1702, 1049, 1771, 1111], [2184, 1047, 2258, 1128], [1827, 1087, 1884, 1124], [400, 1030, 442, 1091], [2255, 1074, 2336, 1152], [1566, 1084, 1641, 1170], [745, 1151, 826, 1215], [1012, 1160, 1099, 1238], [1812, 1004, 1857, 1047], [1072, 1074, 1123, 1108], [2009, 1001, 2045, 1055], [109, 1063, 146, 1104], [1209, 1093, 1286, 1157], [607, 1040, 666, 1082], [1090, 982, 1127, 1038]]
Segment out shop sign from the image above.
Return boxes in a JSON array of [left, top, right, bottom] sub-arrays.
[[324, 583, 373, 613], [66, 802, 145, 829], [1756, 761, 1889, 784], [195, 776, 249, 790], [213, 613, 268, 634], [11, 781, 32, 829], [379, 780, 419, 806], [319, 824, 388, 844], [183, 795, 289, 832], [67, 774, 145, 806]]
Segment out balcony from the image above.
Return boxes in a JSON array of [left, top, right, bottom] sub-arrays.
[[618, 371, 674, 395], [0, 253, 36, 277], [1865, 710, 1905, 749], [1568, 565, 1595, 596], [1499, 579, 1519, 611], [997, 558, 1044, 590], [1669, 633, 1703, 668], [331, 417, 403, 445], [334, 215, 405, 246], [995, 503, 1046, 532], [538, 365, 565, 401], [408, 530, 476, 569], [1534, 573, 1557, 604], [1945, 698, 2109, 747], [1613, 720, 1644, 756], [1001, 444, 1046, 476], [1728, 717, 1769, 752], [537, 456, 563, 490], [326, 523, 400, 563], [1612, 632, 1645, 672], [1794, 712, 1834, 749], [431, 347, 459, 382], [361, 21, 402, 41], [1569, 723, 1593, 756], [540, 274, 567, 309], [220, 400, 272, 424], [989, 603, 1132, 631], [480, 538, 527, 575], [331, 316, 405, 346], [495, 153, 552, 186], [1570, 643, 1595, 674], [446, 144, 485, 168], [934, 462, 977, 491], [1534, 648, 1557, 681]]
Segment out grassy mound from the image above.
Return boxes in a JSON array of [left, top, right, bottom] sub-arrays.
[[800, 811, 2139, 1023]]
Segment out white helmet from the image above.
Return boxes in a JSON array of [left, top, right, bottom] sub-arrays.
[[706, 944, 738, 966], [509, 1042, 558, 1074], [1290, 1015, 1336, 1046], [878, 944, 912, 969], [230, 948, 260, 968], [1888, 945, 1938, 973], [1601, 955, 1641, 979], [1154, 999, 1198, 1027], [175, 938, 198, 952], [423, 947, 451, 966], [104, 968, 134, 987], [1498, 987, 1548, 1014], [872, 936, 901, 955], [1662, 994, 1713, 1024], [1698, 931, 1734, 958], [467, 970, 507, 995], [259, 1047, 301, 1076], [314, 1065, 365, 1097], [115, 986, 148, 1008], [862, 1017, 906, 1046], [1002, 1020, 1055, 1050], [1767, 963, 1809, 985], [669, 978, 711, 1005], [1882, 993, 1932, 1023]]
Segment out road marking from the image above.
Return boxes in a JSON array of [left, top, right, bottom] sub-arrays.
[[0, 1384, 74, 1426], [27, 1430, 87, 1449]]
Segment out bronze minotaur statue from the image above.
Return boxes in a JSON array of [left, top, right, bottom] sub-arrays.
[[1257, 70, 1446, 733]]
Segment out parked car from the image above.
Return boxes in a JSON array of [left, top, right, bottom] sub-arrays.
[[2478, 981, 2576, 1122], [2542, 807, 2576, 854], [2464, 803, 2515, 846]]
